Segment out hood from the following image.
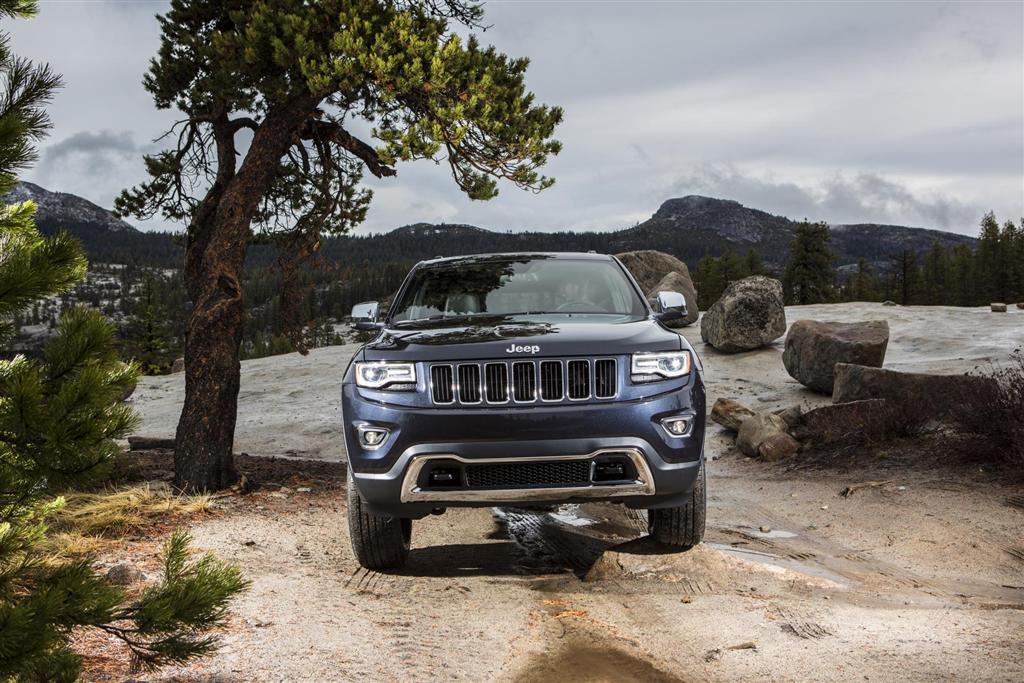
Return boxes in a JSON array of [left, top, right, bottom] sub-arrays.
[[361, 318, 682, 362]]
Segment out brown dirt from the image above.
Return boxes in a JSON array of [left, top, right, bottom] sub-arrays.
[[96, 303, 1024, 682]]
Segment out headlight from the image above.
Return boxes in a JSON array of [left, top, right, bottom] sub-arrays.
[[354, 361, 417, 389], [631, 351, 691, 382]]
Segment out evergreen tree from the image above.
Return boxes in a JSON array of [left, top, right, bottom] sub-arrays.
[[116, 0, 563, 491], [920, 242, 950, 305], [744, 249, 765, 276], [950, 244, 975, 307], [0, 4, 246, 678], [851, 258, 875, 301], [783, 221, 834, 304], [1000, 219, 1022, 303], [975, 211, 1001, 303], [124, 273, 178, 374]]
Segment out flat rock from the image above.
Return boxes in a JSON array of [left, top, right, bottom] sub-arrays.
[[584, 538, 840, 590], [832, 363, 998, 418], [790, 398, 892, 443], [783, 320, 889, 394], [991, 303, 1007, 312], [700, 276, 786, 352]]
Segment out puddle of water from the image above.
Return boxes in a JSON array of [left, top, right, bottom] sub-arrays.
[[548, 506, 595, 528], [749, 528, 798, 539]]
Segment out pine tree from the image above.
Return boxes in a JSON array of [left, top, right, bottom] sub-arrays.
[[124, 273, 177, 374], [975, 211, 1002, 303], [783, 221, 834, 304], [1000, 219, 1022, 303], [851, 258, 875, 301], [0, 4, 247, 678], [744, 249, 765, 276], [950, 244, 975, 307], [116, 0, 563, 491], [920, 242, 950, 305]]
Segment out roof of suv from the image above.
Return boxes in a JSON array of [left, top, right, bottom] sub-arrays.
[[417, 252, 615, 267]]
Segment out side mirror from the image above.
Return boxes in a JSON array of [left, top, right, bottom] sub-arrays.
[[350, 301, 382, 330], [651, 290, 687, 323]]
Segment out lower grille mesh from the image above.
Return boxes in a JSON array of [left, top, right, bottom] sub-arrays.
[[465, 460, 591, 489]]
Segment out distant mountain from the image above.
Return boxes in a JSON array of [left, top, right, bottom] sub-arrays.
[[5, 181, 136, 233], [2, 183, 977, 274], [605, 196, 976, 269], [3, 182, 180, 268], [390, 222, 489, 238]]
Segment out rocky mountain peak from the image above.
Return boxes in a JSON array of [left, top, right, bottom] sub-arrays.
[[4, 181, 136, 233], [646, 195, 788, 243]]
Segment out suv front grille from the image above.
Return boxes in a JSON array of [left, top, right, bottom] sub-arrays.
[[429, 358, 618, 405], [465, 460, 591, 488]]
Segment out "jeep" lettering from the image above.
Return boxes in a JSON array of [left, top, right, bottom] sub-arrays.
[[505, 343, 540, 354]]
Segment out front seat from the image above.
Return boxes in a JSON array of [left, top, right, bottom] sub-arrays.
[[445, 292, 481, 314]]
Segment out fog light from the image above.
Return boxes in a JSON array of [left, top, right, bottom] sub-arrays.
[[356, 424, 389, 450], [660, 416, 691, 437]]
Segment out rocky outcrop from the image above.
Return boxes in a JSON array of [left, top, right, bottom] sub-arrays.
[[832, 363, 998, 418], [4, 181, 136, 232], [615, 250, 699, 325], [699, 276, 786, 352], [782, 320, 889, 394], [991, 303, 1007, 312]]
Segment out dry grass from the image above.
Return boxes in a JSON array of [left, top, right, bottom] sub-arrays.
[[52, 483, 214, 536]]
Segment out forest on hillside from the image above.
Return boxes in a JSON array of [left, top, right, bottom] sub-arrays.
[[18, 209, 1020, 376]]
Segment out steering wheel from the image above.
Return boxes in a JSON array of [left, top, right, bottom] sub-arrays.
[[555, 300, 606, 313]]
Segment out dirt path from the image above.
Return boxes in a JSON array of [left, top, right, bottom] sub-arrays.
[[123, 304, 1023, 682]]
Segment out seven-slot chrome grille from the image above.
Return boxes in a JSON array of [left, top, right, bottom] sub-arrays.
[[429, 358, 617, 405]]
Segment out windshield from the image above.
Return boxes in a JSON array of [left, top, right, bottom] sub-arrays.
[[389, 257, 646, 324]]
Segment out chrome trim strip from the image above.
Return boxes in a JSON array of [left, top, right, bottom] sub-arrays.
[[398, 448, 656, 503]]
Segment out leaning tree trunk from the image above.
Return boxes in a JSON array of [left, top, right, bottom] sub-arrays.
[[173, 95, 320, 492]]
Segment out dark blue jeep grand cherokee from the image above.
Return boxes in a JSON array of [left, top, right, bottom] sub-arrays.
[[341, 252, 706, 569]]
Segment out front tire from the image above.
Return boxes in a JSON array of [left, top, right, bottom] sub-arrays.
[[347, 471, 411, 569], [647, 460, 706, 548]]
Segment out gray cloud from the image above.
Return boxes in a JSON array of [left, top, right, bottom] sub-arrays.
[[667, 164, 982, 231], [8, 0, 1022, 235], [34, 130, 156, 215]]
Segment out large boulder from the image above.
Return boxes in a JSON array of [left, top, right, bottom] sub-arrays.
[[832, 363, 998, 418], [615, 250, 699, 326], [991, 303, 1007, 312], [649, 271, 699, 326], [782, 320, 889, 394], [699, 276, 786, 352]]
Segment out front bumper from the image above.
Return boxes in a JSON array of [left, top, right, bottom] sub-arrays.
[[342, 379, 705, 518]]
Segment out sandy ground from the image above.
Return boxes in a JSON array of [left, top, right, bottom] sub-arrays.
[[122, 303, 1024, 682]]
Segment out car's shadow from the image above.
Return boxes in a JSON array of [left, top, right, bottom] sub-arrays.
[[395, 505, 671, 579]]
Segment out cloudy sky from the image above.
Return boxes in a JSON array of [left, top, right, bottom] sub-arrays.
[[10, 1, 1023, 236]]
